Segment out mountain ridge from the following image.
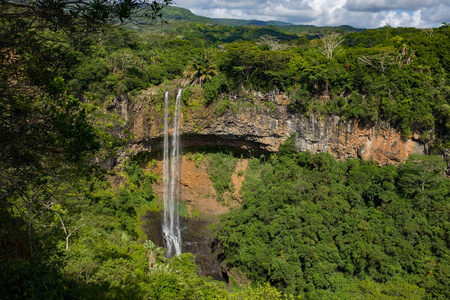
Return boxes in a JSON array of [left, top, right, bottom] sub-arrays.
[[164, 6, 364, 32]]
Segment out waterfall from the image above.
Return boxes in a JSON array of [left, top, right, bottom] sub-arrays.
[[162, 89, 182, 257]]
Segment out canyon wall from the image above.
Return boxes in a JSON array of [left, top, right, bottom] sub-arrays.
[[114, 89, 427, 166]]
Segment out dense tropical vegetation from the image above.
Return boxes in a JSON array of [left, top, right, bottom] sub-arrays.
[[59, 18, 450, 153], [1, 3, 449, 299], [216, 136, 449, 299]]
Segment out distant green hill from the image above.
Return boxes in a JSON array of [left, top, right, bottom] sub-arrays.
[[162, 6, 217, 24], [280, 24, 364, 35], [213, 18, 292, 27], [162, 6, 364, 34], [164, 6, 293, 27]]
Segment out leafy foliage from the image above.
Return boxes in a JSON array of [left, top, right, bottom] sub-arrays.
[[0, 0, 172, 32], [2, 5, 450, 299], [206, 152, 239, 202], [184, 53, 218, 86], [13, 15, 445, 152], [216, 136, 450, 298]]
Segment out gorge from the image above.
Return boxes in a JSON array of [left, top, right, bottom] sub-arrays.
[[112, 87, 434, 283], [3, 9, 450, 298]]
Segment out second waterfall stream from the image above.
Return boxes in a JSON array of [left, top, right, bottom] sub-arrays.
[[162, 89, 182, 257]]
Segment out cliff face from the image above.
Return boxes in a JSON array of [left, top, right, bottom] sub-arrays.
[[116, 89, 427, 165]]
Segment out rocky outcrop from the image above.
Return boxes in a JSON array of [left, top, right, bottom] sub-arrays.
[[116, 89, 427, 166]]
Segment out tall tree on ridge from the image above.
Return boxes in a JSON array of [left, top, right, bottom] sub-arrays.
[[184, 53, 218, 86]]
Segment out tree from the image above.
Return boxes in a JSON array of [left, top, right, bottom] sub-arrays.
[[143, 240, 167, 272], [398, 154, 447, 211], [423, 28, 434, 37], [358, 49, 396, 73], [319, 32, 344, 59], [257, 35, 288, 51], [0, 0, 173, 32], [222, 42, 260, 83], [0, 0, 173, 259], [0, 92, 101, 254], [183, 53, 218, 86]]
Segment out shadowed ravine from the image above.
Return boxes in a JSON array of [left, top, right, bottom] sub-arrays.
[[142, 210, 225, 281]]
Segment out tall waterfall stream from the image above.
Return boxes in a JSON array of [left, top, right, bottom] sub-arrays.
[[162, 89, 182, 257], [141, 89, 225, 280]]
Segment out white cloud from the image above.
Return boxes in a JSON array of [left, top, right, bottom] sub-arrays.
[[173, 0, 450, 28], [344, 0, 441, 12], [421, 3, 450, 23]]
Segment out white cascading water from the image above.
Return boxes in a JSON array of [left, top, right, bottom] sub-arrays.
[[162, 89, 182, 257]]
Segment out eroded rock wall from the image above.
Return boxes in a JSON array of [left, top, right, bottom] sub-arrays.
[[116, 89, 427, 166]]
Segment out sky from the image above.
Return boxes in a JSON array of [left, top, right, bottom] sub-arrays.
[[173, 0, 450, 28]]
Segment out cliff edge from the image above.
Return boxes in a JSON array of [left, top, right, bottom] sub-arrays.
[[113, 88, 427, 165]]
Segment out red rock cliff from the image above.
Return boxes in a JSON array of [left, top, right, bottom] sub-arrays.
[[115, 89, 426, 166]]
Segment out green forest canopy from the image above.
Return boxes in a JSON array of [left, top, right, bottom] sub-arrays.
[[64, 21, 450, 154], [216, 138, 449, 299], [1, 5, 449, 298]]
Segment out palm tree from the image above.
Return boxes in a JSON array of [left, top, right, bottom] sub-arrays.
[[183, 54, 218, 86], [143, 240, 167, 272]]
